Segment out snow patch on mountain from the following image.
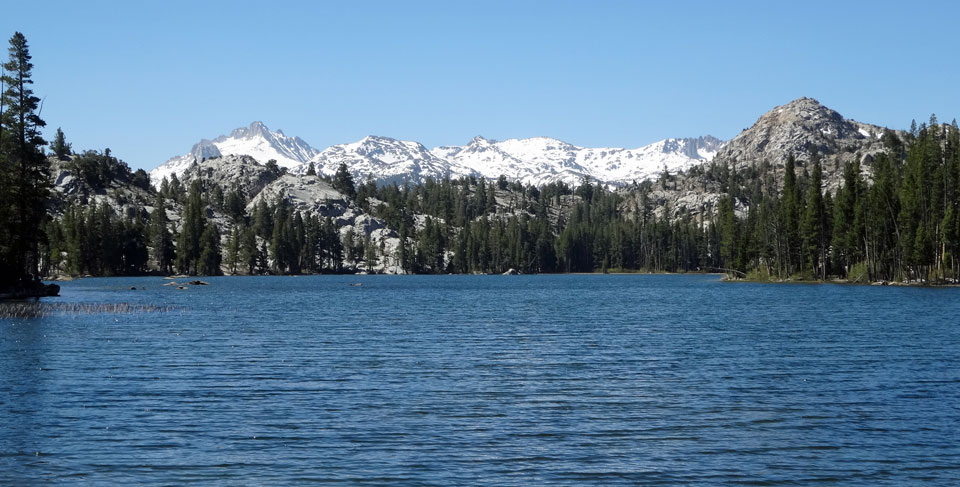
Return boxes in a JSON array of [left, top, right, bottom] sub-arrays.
[[150, 121, 319, 184], [300, 135, 478, 186], [433, 135, 723, 187], [150, 121, 723, 188]]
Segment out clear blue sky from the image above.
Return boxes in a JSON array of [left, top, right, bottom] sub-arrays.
[[2, 0, 958, 170]]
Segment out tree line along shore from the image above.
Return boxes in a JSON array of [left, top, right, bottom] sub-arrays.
[[3, 32, 960, 296]]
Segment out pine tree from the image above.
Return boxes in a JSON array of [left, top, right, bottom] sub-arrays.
[[306, 161, 317, 176], [199, 223, 222, 275], [96, 201, 120, 275], [51, 127, 71, 159], [167, 173, 183, 203], [252, 199, 273, 239], [120, 211, 149, 275], [0, 32, 49, 285], [802, 152, 826, 279], [832, 161, 861, 276], [239, 225, 259, 275], [332, 163, 356, 199], [150, 191, 175, 274], [175, 181, 206, 275], [224, 188, 246, 223], [780, 155, 802, 275], [270, 197, 292, 273], [225, 225, 241, 275], [718, 195, 738, 268]]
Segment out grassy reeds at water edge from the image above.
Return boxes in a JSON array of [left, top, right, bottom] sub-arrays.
[[0, 302, 179, 319]]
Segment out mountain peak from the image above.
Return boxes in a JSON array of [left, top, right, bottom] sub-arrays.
[[784, 96, 822, 106], [361, 135, 399, 144], [153, 124, 724, 189], [714, 97, 887, 169], [150, 122, 320, 184], [189, 138, 221, 162], [309, 135, 454, 186], [469, 135, 496, 145], [765, 97, 843, 123]]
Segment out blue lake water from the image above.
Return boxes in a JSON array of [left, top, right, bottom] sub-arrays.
[[1, 274, 959, 485]]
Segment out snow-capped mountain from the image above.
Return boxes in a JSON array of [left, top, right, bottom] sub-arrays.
[[433, 135, 724, 187], [150, 121, 723, 187], [150, 121, 319, 184], [299, 135, 478, 186]]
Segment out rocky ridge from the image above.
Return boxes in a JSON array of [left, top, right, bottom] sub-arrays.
[[177, 154, 281, 199], [715, 97, 890, 176], [301, 136, 469, 186], [151, 124, 723, 188], [627, 97, 900, 221], [433, 135, 723, 188], [150, 121, 319, 184], [247, 173, 402, 273], [49, 156, 154, 218]]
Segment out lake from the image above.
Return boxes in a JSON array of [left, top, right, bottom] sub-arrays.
[[2, 275, 959, 485]]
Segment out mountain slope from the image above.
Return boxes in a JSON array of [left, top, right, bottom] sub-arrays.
[[632, 97, 900, 222], [714, 97, 888, 171], [150, 121, 319, 184], [150, 121, 722, 187], [433, 135, 723, 187], [302, 135, 478, 186]]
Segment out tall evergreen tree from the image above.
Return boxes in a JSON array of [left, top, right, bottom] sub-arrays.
[[832, 161, 862, 277], [51, 127, 71, 159], [150, 191, 175, 274], [0, 32, 49, 285], [779, 155, 802, 275], [718, 195, 739, 268], [332, 162, 356, 199], [198, 223, 222, 275], [802, 152, 827, 279], [175, 181, 206, 274]]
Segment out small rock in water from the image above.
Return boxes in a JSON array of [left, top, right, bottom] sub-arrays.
[[189, 280, 210, 286]]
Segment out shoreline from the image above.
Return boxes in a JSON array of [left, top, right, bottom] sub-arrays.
[[722, 275, 960, 288], [42, 272, 960, 288]]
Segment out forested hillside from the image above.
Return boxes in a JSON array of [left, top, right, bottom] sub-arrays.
[[3, 31, 959, 286]]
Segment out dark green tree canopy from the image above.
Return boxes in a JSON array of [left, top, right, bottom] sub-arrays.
[[332, 163, 356, 199], [0, 32, 50, 286]]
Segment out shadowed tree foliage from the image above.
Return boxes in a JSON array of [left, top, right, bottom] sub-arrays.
[[332, 163, 356, 199], [0, 32, 50, 287]]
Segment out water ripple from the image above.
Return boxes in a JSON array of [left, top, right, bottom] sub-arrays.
[[2, 275, 959, 485]]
